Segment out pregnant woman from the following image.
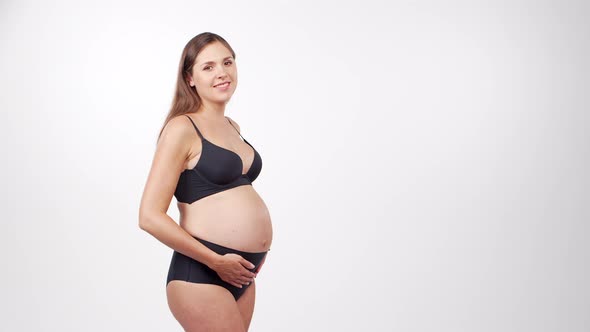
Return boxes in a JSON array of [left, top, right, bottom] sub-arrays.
[[139, 32, 273, 332]]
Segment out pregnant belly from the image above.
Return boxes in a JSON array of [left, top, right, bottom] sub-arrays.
[[178, 185, 273, 253]]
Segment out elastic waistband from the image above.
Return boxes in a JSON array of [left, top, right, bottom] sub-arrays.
[[193, 235, 269, 256]]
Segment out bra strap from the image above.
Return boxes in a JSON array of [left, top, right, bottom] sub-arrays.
[[226, 116, 245, 140], [184, 114, 203, 139]]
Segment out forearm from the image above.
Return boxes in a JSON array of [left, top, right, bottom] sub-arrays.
[[139, 212, 220, 269]]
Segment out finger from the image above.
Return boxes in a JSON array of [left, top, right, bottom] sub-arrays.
[[222, 277, 243, 288], [230, 281, 243, 288], [242, 258, 255, 269], [239, 277, 253, 284]]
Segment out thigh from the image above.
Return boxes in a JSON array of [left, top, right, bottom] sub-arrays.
[[166, 280, 246, 332], [237, 279, 256, 331]]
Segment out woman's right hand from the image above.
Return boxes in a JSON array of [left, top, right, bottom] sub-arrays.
[[211, 253, 256, 288]]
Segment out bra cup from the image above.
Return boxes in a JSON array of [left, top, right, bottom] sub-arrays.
[[174, 115, 264, 204], [247, 151, 263, 182], [196, 142, 243, 185]]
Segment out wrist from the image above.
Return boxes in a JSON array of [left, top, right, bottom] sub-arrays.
[[205, 252, 222, 270]]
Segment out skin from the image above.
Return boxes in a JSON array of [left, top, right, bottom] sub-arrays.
[[139, 41, 272, 331]]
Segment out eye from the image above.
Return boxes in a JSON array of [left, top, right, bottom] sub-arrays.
[[224, 60, 233, 66], [203, 66, 212, 71]]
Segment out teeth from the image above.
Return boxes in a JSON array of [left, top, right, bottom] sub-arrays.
[[216, 82, 229, 87]]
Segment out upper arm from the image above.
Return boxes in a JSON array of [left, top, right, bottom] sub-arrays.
[[226, 116, 241, 133], [139, 116, 193, 219]]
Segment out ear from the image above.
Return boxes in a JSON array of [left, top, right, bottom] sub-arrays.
[[185, 73, 195, 87]]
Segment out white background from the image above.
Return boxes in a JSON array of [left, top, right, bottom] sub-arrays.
[[1, 0, 589, 331]]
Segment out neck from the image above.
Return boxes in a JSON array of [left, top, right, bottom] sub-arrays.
[[196, 101, 227, 122]]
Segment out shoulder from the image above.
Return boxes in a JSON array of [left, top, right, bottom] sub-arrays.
[[139, 114, 195, 218], [158, 114, 196, 147], [225, 115, 241, 133]]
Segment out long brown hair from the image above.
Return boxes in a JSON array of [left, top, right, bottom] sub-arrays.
[[157, 32, 236, 142]]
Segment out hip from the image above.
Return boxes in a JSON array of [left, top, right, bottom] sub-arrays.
[[166, 235, 269, 301]]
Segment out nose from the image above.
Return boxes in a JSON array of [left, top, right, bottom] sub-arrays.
[[216, 66, 228, 78]]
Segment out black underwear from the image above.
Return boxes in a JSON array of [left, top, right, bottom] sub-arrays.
[[166, 236, 269, 301]]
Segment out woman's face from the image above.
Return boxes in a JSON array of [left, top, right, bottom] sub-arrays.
[[188, 41, 238, 105]]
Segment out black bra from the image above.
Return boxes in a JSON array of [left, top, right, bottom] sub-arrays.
[[174, 115, 262, 204]]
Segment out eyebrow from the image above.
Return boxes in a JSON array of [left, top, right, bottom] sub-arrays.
[[197, 56, 234, 66]]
